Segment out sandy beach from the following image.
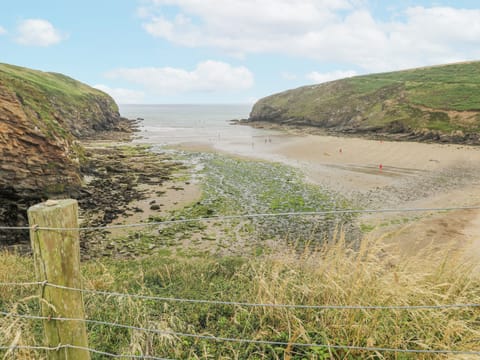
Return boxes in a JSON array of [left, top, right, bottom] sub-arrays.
[[177, 131, 480, 255]]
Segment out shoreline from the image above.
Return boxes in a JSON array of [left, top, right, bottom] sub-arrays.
[[8, 115, 480, 258], [237, 119, 480, 145], [176, 126, 480, 256]]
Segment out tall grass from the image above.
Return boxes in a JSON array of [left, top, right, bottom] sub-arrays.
[[1, 232, 479, 359]]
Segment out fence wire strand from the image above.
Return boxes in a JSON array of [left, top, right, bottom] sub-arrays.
[[1, 205, 480, 231], [0, 344, 173, 359], [1, 281, 479, 311], [0, 281, 46, 287], [1, 311, 479, 356], [2, 205, 480, 357]]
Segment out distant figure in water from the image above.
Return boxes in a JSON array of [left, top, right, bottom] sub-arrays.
[[268, 137, 272, 143]]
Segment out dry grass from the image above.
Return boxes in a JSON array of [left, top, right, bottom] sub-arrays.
[[1, 231, 480, 359], [243, 233, 480, 359], [0, 251, 39, 359]]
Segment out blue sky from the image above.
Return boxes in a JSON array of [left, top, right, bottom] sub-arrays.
[[1, 0, 480, 104]]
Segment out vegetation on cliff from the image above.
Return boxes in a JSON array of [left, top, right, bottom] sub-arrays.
[[0, 63, 123, 243], [249, 61, 480, 142], [0, 63, 120, 138]]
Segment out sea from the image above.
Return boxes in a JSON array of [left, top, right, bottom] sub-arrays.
[[119, 104, 275, 148]]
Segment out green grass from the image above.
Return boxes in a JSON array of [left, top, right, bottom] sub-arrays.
[[0, 63, 118, 140], [2, 235, 480, 359], [359, 223, 375, 233], [350, 62, 480, 111], [251, 61, 480, 135], [1, 150, 479, 358]]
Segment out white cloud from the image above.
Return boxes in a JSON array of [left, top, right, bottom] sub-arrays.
[[0, 26, 6, 35], [384, 7, 480, 67], [15, 19, 65, 46], [307, 70, 357, 83], [94, 85, 146, 104], [105, 60, 254, 94], [142, 0, 353, 55], [140, 1, 480, 72]]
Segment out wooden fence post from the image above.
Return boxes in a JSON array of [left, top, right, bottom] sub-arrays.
[[28, 199, 90, 360]]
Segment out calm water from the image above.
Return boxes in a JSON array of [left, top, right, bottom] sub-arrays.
[[119, 104, 273, 146]]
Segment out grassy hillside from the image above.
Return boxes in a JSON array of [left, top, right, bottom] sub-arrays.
[[2, 237, 479, 359], [249, 62, 480, 141], [0, 63, 119, 138]]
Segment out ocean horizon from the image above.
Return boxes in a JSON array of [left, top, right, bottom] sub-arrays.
[[119, 103, 275, 147]]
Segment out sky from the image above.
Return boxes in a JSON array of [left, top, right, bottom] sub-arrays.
[[1, 0, 480, 104]]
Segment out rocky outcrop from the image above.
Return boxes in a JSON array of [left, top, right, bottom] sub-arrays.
[[0, 63, 123, 245], [248, 61, 480, 143]]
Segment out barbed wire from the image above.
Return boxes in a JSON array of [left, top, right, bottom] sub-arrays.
[[1, 311, 479, 356], [0, 344, 173, 359], [1, 281, 479, 311], [1, 205, 480, 231]]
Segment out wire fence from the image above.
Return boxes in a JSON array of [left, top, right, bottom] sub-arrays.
[[0, 344, 174, 360], [1, 205, 480, 231], [2, 309, 480, 357], [2, 207, 480, 358], [2, 281, 479, 311], [2, 280, 480, 358]]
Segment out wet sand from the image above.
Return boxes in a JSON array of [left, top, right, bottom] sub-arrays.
[[211, 133, 480, 190], [178, 132, 480, 255]]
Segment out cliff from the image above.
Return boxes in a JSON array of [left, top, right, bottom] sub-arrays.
[[249, 61, 480, 143], [0, 63, 122, 244]]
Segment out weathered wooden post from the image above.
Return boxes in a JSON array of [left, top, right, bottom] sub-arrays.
[[28, 199, 90, 360]]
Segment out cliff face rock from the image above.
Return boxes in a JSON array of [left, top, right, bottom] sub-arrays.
[[0, 63, 122, 244], [249, 62, 480, 143]]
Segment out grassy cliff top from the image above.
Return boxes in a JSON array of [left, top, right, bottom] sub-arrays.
[[0, 63, 119, 138], [250, 61, 480, 137], [0, 63, 113, 102], [346, 61, 480, 111]]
